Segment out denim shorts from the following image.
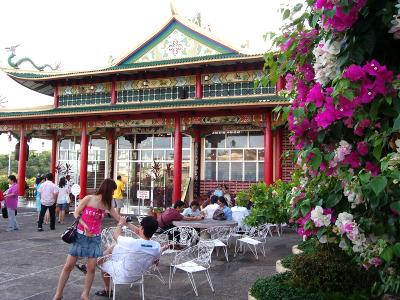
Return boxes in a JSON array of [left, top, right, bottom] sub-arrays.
[[57, 203, 68, 211], [69, 233, 102, 258]]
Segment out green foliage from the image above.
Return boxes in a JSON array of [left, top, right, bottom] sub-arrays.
[[0, 176, 9, 191], [281, 254, 294, 269], [0, 151, 50, 179], [249, 272, 324, 300], [235, 190, 250, 207], [297, 238, 318, 254], [291, 249, 378, 294], [243, 181, 291, 226]]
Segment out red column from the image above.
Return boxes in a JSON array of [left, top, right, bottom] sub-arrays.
[[50, 132, 57, 182], [17, 127, 27, 197], [264, 111, 273, 185], [193, 129, 201, 199], [275, 127, 283, 181], [106, 129, 115, 178], [80, 121, 89, 199], [172, 116, 182, 203], [195, 74, 203, 99], [276, 76, 285, 95], [111, 81, 117, 105], [54, 85, 59, 108]]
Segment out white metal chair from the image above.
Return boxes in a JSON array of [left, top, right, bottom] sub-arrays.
[[234, 224, 270, 260], [152, 226, 199, 257], [201, 226, 233, 262], [101, 226, 166, 285], [169, 241, 215, 296], [99, 251, 156, 300]]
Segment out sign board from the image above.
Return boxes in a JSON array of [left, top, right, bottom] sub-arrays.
[[71, 184, 81, 197], [137, 190, 150, 199], [181, 177, 191, 202]]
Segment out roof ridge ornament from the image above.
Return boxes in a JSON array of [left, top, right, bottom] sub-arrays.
[[5, 44, 60, 72], [170, 0, 179, 17]]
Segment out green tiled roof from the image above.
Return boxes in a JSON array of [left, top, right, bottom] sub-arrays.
[[6, 53, 262, 80], [0, 95, 288, 118]]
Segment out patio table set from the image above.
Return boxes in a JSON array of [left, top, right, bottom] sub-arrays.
[[99, 213, 283, 299]]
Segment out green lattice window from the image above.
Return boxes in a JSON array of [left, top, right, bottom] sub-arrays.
[[203, 82, 275, 98], [59, 93, 111, 106], [117, 86, 195, 103]]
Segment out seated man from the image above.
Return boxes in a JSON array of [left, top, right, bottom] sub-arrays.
[[157, 201, 203, 231], [95, 216, 162, 297], [201, 196, 219, 219], [182, 201, 201, 217]]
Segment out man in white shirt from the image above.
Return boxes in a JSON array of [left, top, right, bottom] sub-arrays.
[[38, 173, 58, 231], [202, 196, 220, 219], [96, 216, 162, 297]]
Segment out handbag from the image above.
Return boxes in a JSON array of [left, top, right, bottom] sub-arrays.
[[2, 207, 8, 219], [61, 216, 80, 244], [212, 208, 226, 221]]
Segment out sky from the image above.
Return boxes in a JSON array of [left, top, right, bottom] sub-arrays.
[[0, 0, 288, 154]]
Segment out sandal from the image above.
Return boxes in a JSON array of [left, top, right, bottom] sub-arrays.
[[75, 263, 87, 274], [95, 290, 112, 297]]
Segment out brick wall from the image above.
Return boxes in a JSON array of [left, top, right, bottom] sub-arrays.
[[200, 180, 257, 195], [282, 127, 296, 182]]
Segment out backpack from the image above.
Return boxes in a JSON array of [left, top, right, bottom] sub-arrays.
[[212, 208, 226, 221]]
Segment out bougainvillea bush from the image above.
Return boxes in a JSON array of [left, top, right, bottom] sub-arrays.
[[264, 0, 400, 296]]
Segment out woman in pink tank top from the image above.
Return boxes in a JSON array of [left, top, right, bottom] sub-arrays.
[[53, 178, 122, 300]]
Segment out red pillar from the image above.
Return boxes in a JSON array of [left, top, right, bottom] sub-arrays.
[[276, 76, 285, 95], [54, 85, 59, 108], [50, 132, 57, 182], [193, 129, 201, 199], [264, 111, 273, 185], [275, 127, 283, 181], [17, 127, 27, 197], [172, 116, 182, 203], [111, 81, 117, 105], [80, 121, 89, 199], [195, 75, 203, 99], [106, 129, 115, 178]]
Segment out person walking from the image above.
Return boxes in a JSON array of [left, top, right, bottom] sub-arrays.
[[53, 178, 121, 300], [56, 177, 69, 225], [35, 175, 44, 222], [112, 175, 125, 215], [4, 175, 19, 231], [38, 173, 58, 231]]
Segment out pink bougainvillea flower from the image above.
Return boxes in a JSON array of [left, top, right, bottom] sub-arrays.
[[336, 96, 356, 118], [354, 119, 371, 136], [315, 104, 336, 128], [369, 257, 382, 268], [365, 161, 380, 176], [299, 63, 316, 82], [306, 83, 325, 107], [280, 37, 294, 51], [285, 73, 295, 91], [343, 64, 365, 81], [357, 141, 369, 156], [343, 117, 354, 128], [344, 151, 361, 168]]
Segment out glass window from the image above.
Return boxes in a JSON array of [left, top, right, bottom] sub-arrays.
[[205, 149, 216, 161], [258, 149, 264, 161], [227, 132, 247, 148], [118, 137, 133, 149], [182, 135, 191, 148], [249, 131, 264, 148], [218, 162, 229, 180], [217, 149, 229, 161], [136, 134, 152, 149], [118, 150, 129, 160], [244, 149, 257, 161], [205, 134, 225, 148], [141, 150, 152, 161], [153, 134, 171, 148], [231, 162, 243, 180], [153, 150, 165, 161], [244, 162, 257, 181], [205, 162, 216, 180], [182, 150, 190, 160], [258, 162, 264, 181], [231, 149, 243, 160], [166, 150, 174, 160]]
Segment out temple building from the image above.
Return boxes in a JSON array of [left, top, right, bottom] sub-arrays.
[[0, 10, 293, 212]]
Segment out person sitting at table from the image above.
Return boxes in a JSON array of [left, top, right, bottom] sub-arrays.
[[217, 196, 233, 220], [182, 201, 201, 217], [213, 184, 224, 197], [222, 184, 233, 207], [201, 191, 218, 210], [95, 216, 164, 297], [201, 196, 219, 219], [157, 201, 203, 231]]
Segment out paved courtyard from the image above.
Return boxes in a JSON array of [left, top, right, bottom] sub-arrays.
[[0, 207, 300, 300]]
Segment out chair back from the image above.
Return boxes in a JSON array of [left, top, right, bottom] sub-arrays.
[[173, 241, 214, 268], [162, 226, 199, 248], [208, 226, 232, 242], [101, 227, 139, 249]]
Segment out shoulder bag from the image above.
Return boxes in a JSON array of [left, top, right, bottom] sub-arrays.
[[212, 208, 226, 221], [61, 216, 80, 244]]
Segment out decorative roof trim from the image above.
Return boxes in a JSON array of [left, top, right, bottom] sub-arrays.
[[115, 15, 239, 65]]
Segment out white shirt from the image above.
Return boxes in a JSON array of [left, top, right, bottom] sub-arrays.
[[203, 204, 219, 219], [38, 180, 58, 206], [231, 206, 250, 228], [102, 236, 160, 283], [56, 186, 69, 204]]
